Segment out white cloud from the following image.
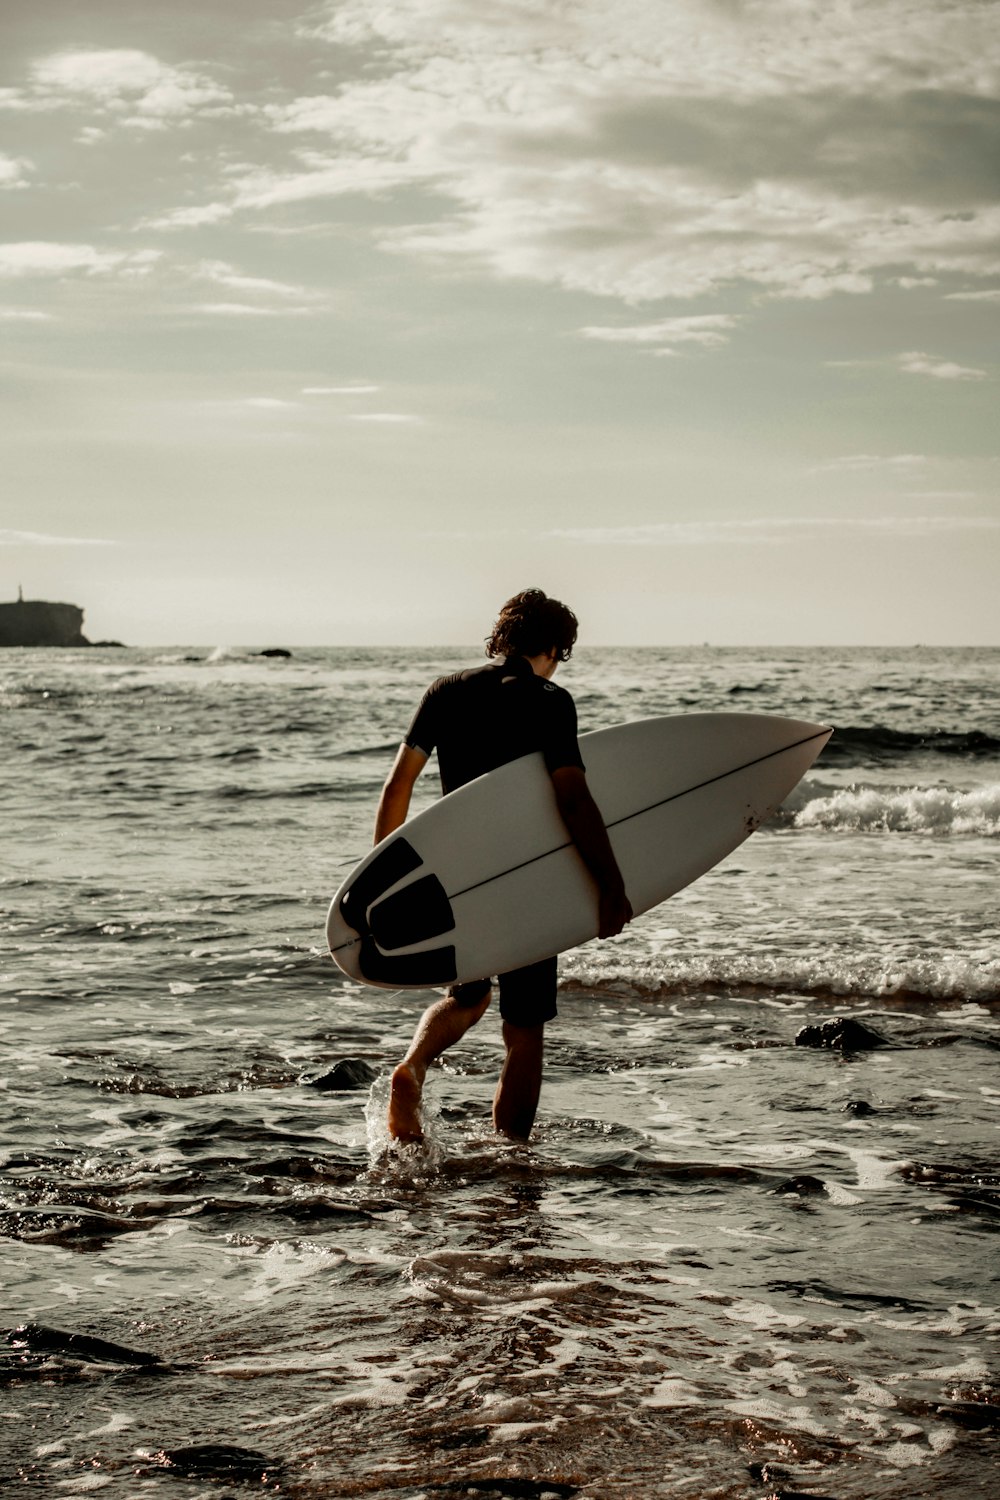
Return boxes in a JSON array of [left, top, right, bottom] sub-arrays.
[[302, 385, 380, 394], [142, 203, 234, 230], [26, 49, 232, 130], [1, 528, 117, 546], [195, 260, 314, 299], [0, 242, 139, 278], [550, 515, 1000, 546], [243, 397, 299, 408], [348, 412, 423, 424], [897, 351, 988, 380], [945, 289, 1000, 302], [808, 454, 929, 474], [192, 301, 313, 317], [0, 307, 52, 322], [0, 153, 32, 189], [579, 315, 739, 352], [311, 1, 1000, 101], [233, 0, 998, 305], [231, 156, 431, 211]]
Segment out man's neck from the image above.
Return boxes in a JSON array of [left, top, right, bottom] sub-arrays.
[[524, 650, 559, 680]]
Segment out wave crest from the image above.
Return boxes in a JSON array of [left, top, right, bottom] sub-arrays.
[[560, 952, 1000, 1005], [792, 784, 1000, 836]]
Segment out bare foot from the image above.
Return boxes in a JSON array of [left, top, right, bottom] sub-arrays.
[[387, 1063, 424, 1143]]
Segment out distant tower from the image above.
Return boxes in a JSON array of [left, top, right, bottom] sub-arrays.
[[18, 584, 23, 603]]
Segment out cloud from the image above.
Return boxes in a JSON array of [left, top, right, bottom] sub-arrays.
[[195, 260, 315, 300], [808, 454, 929, 474], [0, 307, 52, 322], [18, 49, 233, 131], [549, 515, 1000, 546], [945, 288, 1000, 302], [184, 260, 324, 318], [141, 203, 234, 230], [302, 385, 381, 395], [233, 0, 1000, 304], [230, 157, 431, 211], [348, 412, 423, 424], [0, 528, 117, 546], [897, 351, 988, 380], [310, 1, 999, 101], [192, 302, 313, 317], [0, 242, 161, 278], [579, 315, 739, 353], [0, 153, 32, 189]]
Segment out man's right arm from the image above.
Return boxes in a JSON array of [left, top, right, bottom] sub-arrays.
[[373, 743, 428, 845], [550, 765, 632, 938]]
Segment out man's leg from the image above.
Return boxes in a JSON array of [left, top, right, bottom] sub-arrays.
[[492, 956, 558, 1141], [387, 982, 491, 1143], [493, 1021, 544, 1140]]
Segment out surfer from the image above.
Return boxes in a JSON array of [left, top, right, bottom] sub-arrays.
[[375, 588, 632, 1143]]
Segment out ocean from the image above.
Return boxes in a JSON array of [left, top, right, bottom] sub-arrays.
[[2, 645, 998, 1499]]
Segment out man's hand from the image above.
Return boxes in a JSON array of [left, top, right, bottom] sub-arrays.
[[598, 885, 633, 939]]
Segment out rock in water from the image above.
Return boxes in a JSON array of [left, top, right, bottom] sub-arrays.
[[302, 1058, 378, 1091], [794, 1017, 891, 1052], [5, 1323, 166, 1368], [156, 1444, 280, 1481]]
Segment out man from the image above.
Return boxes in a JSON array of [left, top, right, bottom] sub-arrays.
[[374, 589, 632, 1144]]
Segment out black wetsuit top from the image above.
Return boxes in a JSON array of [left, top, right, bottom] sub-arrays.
[[404, 655, 585, 795]]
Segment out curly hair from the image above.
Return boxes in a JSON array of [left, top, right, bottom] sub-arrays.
[[485, 588, 578, 662]]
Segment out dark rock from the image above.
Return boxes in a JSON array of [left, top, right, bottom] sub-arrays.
[[841, 1099, 878, 1116], [770, 1175, 828, 1197], [256, 648, 292, 658], [0, 597, 90, 647], [155, 1444, 280, 1481], [794, 1017, 891, 1052], [277, 1196, 372, 1224], [770, 1491, 839, 1499], [5, 1323, 165, 1368], [92, 640, 126, 648], [748, 1462, 791, 1483], [302, 1058, 378, 1091], [933, 1400, 1000, 1430]]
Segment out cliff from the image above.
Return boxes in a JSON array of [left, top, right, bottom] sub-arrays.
[[0, 598, 91, 647]]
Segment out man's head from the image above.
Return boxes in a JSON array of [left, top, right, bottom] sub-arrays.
[[485, 588, 578, 663]]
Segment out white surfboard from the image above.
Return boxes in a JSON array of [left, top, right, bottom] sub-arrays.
[[327, 713, 832, 989]]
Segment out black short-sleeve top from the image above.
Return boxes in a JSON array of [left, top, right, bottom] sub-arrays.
[[404, 655, 586, 794]]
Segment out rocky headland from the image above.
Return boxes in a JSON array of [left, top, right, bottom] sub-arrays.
[[0, 596, 123, 648]]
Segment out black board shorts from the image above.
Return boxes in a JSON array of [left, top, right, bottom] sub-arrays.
[[448, 956, 558, 1028]]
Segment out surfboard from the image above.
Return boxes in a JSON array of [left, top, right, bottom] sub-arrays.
[[327, 712, 832, 989]]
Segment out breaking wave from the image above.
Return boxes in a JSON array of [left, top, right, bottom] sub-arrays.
[[561, 951, 1000, 1005], [789, 783, 1000, 836]]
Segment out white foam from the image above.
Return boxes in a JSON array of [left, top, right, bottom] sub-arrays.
[[721, 1300, 808, 1330], [794, 783, 1000, 836], [563, 949, 1000, 1002], [642, 1377, 703, 1408]]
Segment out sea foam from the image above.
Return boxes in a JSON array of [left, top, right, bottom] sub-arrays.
[[792, 784, 1000, 836], [561, 951, 1000, 1004]]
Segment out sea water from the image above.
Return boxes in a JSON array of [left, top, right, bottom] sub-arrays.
[[1, 646, 997, 1498]]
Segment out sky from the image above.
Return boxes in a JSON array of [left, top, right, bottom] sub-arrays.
[[1, 0, 998, 646]]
